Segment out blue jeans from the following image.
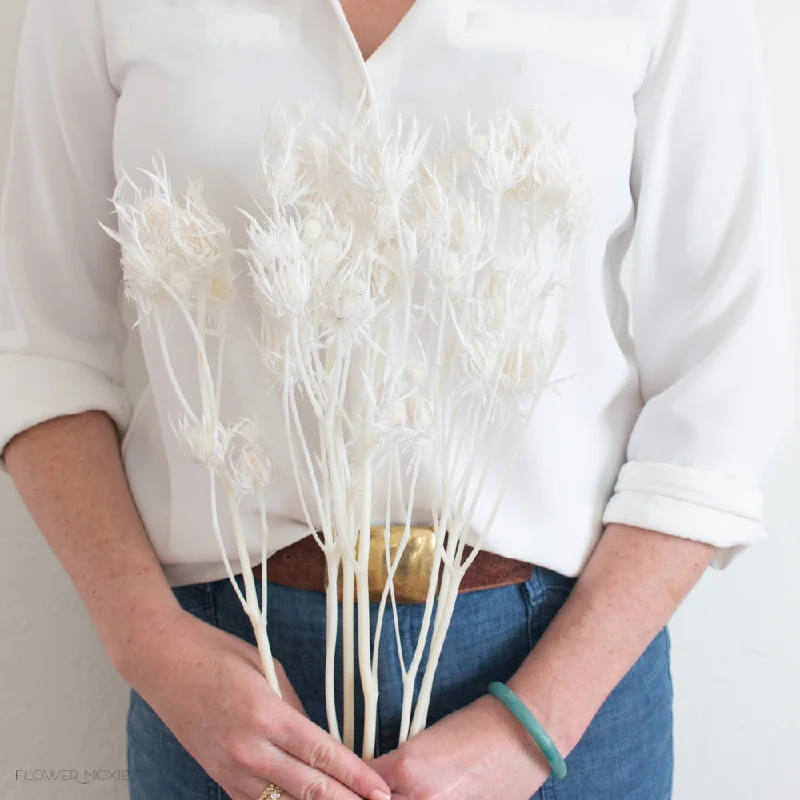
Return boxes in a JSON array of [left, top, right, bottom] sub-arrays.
[[127, 566, 674, 798]]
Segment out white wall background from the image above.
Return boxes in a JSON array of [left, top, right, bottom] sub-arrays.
[[0, 2, 798, 798], [0, 3, 131, 796]]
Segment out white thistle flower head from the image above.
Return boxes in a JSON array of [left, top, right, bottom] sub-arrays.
[[323, 280, 376, 343], [173, 414, 234, 471], [469, 110, 537, 196], [552, 173, 594, 256], [259, 104, 311, 208], [403, 360, 427, 387], [425, 188, 487, 296], [318, 237, 347, 268], [244, 213, 313, 323], [103, 156, 236, 320], [452, 265, 538, 398], [370, 222, 418, 305], [387, 399, 407, 428], [370, 240, 402, 303], [251, 318, 295, 387], [464, 108, 596, 258], [470, 132, 489, 157], [511, 120, 595, 251], [317, 252, 382, 344], [416, 165, 449, 219], [374, 390, 435, 450], [326, 100, 430, 241], [448, 194, 488, 291], [301, 202, 355, 284], [102, 164, 176, 315], [301, 214, 325, 243], [290, 101, 310, 124], [424, 121, 468, 195], [226, 419, 272, 496], [522, 111, 547, 139], [500, 336, 548, 404], [174, 180, 236, 300], [300, 132, 329, 166], [141, 195, 174, 239], [372, 113, 430, 209], [457, 256, 570, 409], [235, 418, 261, 444], [372, 356, 436, 450]]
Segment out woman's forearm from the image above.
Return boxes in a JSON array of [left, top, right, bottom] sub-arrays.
[[4, 410, 183, 675], [507, 523, 717, 756]]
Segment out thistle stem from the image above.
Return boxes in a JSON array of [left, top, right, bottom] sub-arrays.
[[283, 369, 329, 551], [254, 614, 282, 697], [372, 455, 420, 680], [357, 340, 382, 759], [396, 485, 451, 742], [341, 557, 356, 750], [153, 309, 197, 422], [223, 479, 282, 696], [207, 468, 247, 610], [356, 445, 376, 759], [258, 490, 269, 622], [409, 572, 461, 736], [325, 554, 342, 742], [397, 500, 445, 744]]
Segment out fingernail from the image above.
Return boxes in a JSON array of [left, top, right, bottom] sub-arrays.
[[370, 791, 391, 800]]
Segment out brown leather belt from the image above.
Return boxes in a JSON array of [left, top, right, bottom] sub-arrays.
[[252, 528, 534, 604]]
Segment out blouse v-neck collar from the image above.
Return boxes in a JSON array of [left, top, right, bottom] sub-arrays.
[[325, 0, 432, 101]]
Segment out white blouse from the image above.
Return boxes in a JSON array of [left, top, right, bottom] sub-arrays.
[[0, 0, 793, 587]]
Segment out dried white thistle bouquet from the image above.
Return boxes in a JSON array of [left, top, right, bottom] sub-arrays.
[[103, 98, 593, 759]]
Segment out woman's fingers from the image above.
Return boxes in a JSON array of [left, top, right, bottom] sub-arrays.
[[225, 787, 298, 800], [227, 739, 373, 800], [228, 787, 300, 800], [123, 611, 388, 800], [264, 706, 391, 800]]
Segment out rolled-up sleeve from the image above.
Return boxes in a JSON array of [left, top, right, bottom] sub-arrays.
[[601, 0, 794, 569], [0, 0, 131, 466]]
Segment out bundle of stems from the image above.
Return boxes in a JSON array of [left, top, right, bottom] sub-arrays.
[[104, 99, 592, 759]]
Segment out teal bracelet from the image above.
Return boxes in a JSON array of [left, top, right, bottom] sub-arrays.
[[487, 681, 567, 780]]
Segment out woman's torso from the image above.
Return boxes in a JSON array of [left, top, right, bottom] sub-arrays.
[[107, 0, 655, 586]]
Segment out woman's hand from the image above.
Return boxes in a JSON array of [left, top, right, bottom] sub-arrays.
[[118, 607, 391, 800], [372, 695, 551, 800]]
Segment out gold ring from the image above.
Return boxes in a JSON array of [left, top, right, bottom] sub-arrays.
[[258, 783, 283, 800]]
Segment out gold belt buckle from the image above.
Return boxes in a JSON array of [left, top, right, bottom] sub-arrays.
[[329, 525, 438, 604]]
